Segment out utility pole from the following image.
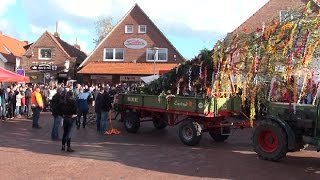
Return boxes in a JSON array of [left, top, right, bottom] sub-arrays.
[[152, 47, 159, 75]]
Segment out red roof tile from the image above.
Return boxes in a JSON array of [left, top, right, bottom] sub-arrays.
[[78, 62, 178, 75], [0, 34, 27, 57]]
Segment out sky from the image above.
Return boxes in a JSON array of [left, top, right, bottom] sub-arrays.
[[0, 0, 269, 60]]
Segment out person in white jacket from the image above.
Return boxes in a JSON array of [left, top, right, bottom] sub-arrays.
[[16, 91, 22, 118]]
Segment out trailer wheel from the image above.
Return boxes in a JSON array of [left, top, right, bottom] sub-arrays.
[[153, 113, 168, 129], [124, 112, 140, 133], [179, 120, 202, 146], [252, 120, 288, 161], [209, 130, 229, 142]]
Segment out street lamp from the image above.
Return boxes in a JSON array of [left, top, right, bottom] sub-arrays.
[[152, 47, 159, 75]]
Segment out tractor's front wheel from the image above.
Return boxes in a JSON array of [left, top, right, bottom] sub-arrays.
[[252, 120, 288, 161]]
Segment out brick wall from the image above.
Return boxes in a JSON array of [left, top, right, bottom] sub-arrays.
[[84, 5, 185, 66], [232, 0, 307, 34], [21, 32, 76, 80]]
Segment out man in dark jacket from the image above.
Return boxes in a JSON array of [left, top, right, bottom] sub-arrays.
[[0, 87, 8, 120], [100, 87, 112, 134], [25, 85, 32, 118], [51, 88, 63, 140], [94, 87, 104, 131], [61, 91, 77, 152]]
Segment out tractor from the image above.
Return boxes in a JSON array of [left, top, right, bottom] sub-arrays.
[[252, 101, 320, 161]]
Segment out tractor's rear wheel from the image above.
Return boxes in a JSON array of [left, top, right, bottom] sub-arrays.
[[252, 120, 288, 161]]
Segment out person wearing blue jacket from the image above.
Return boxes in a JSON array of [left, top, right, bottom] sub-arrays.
[[76, 88, 91, 129]]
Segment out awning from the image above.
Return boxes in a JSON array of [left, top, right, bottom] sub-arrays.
[[0, 67, 30, 82], [141, 75, 159, 84]]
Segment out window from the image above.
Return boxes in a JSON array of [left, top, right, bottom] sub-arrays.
[[104, 48, 124, 61], [125, 25, 133, 33], [139, 25, 147, 33], [146, 48, 168, 62], [279, 10, 301, 24], [39, 48, 52, 60]]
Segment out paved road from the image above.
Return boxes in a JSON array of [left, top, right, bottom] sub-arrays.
[[0, 112, 319, 180]]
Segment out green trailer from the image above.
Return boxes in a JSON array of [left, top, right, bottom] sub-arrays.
[[115, 93, 250, 146], [252, 101, 320, 161]]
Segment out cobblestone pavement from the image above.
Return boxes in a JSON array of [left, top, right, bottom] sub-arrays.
[[0, 112, 320, 180]]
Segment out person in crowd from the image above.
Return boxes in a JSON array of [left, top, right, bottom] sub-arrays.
[[76, 87, 91, 129], [61, 91, 77, 152], [100, 86, 112, 134], [25, 85, 33, 118], [15, 90, 22, 118], [94, 86, 104, 131], [0, 89, 2, 120], [41, 85, 49, 112], [31, 86, 43, 129], [7, 87, 15, 119], [73, 83, 81, 98], [0, 87, 8, 120], [48, 86, 57, 111], [21, 91, 26, 115], [51, 88, 64, 140]]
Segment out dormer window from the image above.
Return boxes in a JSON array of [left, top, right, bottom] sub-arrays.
[[139, 25, 146, 33], [39, 48, 52, 60], [279, 10, 300, 24], [125, 25, 133, 33]]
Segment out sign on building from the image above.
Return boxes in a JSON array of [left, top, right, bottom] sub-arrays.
[[124, 38, 147, 49], [91, 75, 113, 80], [120, 76, 141, 82], [16, 69, 25, 76]]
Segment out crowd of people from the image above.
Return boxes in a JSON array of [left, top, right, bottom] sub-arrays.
[[1, 82, 124, 153]]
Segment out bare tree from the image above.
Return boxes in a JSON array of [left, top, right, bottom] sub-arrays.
[[93, 16, 113, 46]]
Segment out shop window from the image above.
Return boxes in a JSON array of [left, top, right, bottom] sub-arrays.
[[139, 25, 147, 33], [279, 10, 300, 24], [146, 48, 168, 62], [104, 48, 124, 61], [125, 25, 133, 33], [39, 48, 52, 60]]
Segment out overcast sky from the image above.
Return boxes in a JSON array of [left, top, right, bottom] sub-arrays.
[[1, 0, 269, 59]]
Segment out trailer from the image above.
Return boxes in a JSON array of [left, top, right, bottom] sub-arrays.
[[115, 93, 251, 146]]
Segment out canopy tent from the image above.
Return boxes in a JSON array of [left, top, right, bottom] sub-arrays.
[[0, 67, 30, 82], [141, 75, 159, 84]]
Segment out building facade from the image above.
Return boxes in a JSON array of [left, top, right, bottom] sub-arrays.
[[21, 31, 87, 84], [231, 0, 309, 35], [0, 33, 27, 73], [78, 4, 185, 85]]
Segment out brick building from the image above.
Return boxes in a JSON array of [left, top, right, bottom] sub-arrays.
[[78, 4, 185, 85], [232, 0, 310, 35], [0, 33, 27, 72], [21, 31, 87, 84]]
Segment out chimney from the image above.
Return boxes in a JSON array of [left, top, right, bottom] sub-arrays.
[[74, 38, 80, 50], [74, 44, 80, 50], [54, 21, 60, 38]]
